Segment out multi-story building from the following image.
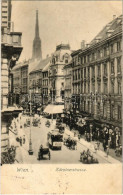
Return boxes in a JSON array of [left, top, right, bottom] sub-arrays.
[[71, 49, 82, 113], [72, 15, 122, 129], [1, 0, 12, 31], [64, 60, 72, 112], [29, 57, 51, 105], [49, 44, 72, 103], [1, 0, 23, 158], [42, 58, 51, 105], [12, 61, 29, 105]]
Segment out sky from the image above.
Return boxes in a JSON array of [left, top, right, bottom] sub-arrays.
[[11, 1, 122, 62]]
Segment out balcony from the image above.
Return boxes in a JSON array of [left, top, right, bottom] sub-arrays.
[[1, 31, 23, 68]]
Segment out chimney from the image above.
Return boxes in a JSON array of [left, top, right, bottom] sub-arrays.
[[81, 40, 86, 50], [113, 15, 116, 20], [86, 44, 90, 48]]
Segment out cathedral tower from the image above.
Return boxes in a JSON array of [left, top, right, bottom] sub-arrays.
[[32, 10, 42, 60]]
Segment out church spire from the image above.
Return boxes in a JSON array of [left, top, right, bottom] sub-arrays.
[[35, 10, 39, 38], [32, 10, 42, 60]]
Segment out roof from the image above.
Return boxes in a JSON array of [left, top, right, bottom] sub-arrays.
[[29, 57, 51, 74], [42, 58, 51, 72], [90, 15, 122, 46], [12, 60, 29, 71], [79, 15, 122, 55]]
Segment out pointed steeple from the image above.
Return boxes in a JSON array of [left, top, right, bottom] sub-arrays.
[[32, 10, 42, 60], [35, 10, 39, 38]]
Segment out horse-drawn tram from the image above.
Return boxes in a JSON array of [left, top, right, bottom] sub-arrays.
[[47, 130, 63, 150]]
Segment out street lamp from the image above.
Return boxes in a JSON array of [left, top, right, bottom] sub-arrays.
[[28, 90, 33, 155]]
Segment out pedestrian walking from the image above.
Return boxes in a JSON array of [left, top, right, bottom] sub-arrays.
[[106, 145, 109, 157], [20, 137, 22, 146], [94, 142, 98, 153], [78, 134, 81, 141], [23, 135, 26, 144], [103, 139, 106, 152], [97, 141, 100, 150]]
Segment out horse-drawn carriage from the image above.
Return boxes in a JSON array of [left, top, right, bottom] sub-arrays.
[[38, 145, 50, 160], [33, 118, 40, 127], [64, 136, 77, 150], [80, 149, 99, 164]]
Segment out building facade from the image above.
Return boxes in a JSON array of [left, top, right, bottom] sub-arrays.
[[42, 60, 51, 105], [12, 61, 29, 106], [64, 61, 72, 112], [29, 57, 51, 106], [71, 15, 122, 129], [1, 0, 23, 156], [49, 44, 72, 103]]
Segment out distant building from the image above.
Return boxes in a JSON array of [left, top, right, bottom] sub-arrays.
[[64, 60, 72, 112], [42, 58, 51, 105], [32, 10, 42, 61], [29, 57, 51, 105], [12, 61, 29, 106], [49, 44, 72, 103]]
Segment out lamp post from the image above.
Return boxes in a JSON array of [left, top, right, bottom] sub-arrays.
[[28, 90, 33, 155], [51, 88, 53, 121]]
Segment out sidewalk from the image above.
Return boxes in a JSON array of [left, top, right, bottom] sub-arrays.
[[65, 126, 121, 164]]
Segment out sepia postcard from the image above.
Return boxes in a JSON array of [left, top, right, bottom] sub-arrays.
[[1, 0, 122, 194]]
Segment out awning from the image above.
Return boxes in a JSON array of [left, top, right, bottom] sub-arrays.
[[44, 104, 64, 114]]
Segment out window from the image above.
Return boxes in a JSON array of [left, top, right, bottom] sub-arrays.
[[104, 64, 107, 75], [111, 44, 114, 54], [2, 11, 7, 13], [88, 82, 90, 93], [111, 82, 114, 94], [98, 66, 101, 76], [118, 82, 121, 94], [92, 67, 95, 77], [92, 53, 94, 60], [65, 59, 68, 64], [117, 57, 121, 73], [98, 50, 100, 58], [84, 68, 86, 78], [84, 56, 86, 63], [111, 105, 115, 119], [104, 47, 107, 56], [84, 83, 86, 93], [88, 67, 90, 77], [118, 106, 122, 120], [2, 16, 7, 18], [104, 83, 108, 94], [98, 83, 101, 93], [117, 41, 121, 51], [111, 60, 114, 74]]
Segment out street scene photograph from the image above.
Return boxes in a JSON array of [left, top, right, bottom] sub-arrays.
[[1, 0, 122, 165]]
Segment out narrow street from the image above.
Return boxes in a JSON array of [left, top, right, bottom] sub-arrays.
[[14, 115, 120, 164]]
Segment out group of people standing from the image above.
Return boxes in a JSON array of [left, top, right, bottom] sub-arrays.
[[19, 135, 26, 146]]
